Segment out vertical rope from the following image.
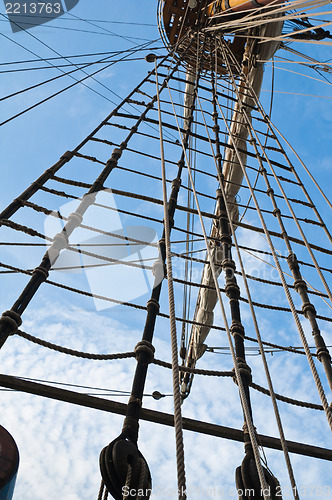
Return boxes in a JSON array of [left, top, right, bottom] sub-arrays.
[[123, 463, 132, 500], [217, 95, 332, 429], [220, 39, 332, 301], [98, 480, 106, 500], [138, 459, 149, 496], [165, 54, 271, 500], [155, 59, 187, 500], [222, 71, 332, 394], [193, 45, 300, 498], [267, 121, 332, 211], [217, 39, 332, 431]]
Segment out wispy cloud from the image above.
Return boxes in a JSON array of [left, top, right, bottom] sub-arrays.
[[0, 301, 329, 499]]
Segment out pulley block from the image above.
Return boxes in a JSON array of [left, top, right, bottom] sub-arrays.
[[235, 453, 281, 499], [100, 436, 152, 500]]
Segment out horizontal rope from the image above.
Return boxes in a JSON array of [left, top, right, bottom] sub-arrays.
[[13, 330, 136, 360], [0, 219, 51, 240], [12, 329, 323, 409], [13, 328, 232, 376], [0, 261, 228, 333], [243, 335, 318, 357], [175, 277, 332, 323], [0, 259, 321, 357], [251, 382, 323, 411], [43, 180, 332, 257], [153, 358, 233, 377], [43, 171, 322, 227]]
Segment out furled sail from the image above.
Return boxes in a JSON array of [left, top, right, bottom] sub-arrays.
[[180, 19, 284, 399]]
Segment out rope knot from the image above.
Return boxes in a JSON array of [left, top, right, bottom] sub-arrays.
[[68, 212, 83, 226], [152, 259, 165, 282], [134, 341, 155, 363], [316, 346, 331, 363], [110, 148, 122, 161], [230, 322, 245, 338], [222, 258, 236, 271], [60, 150, 74, 161], [146, 298, 160, 313], [122, 416, 139, 441], [232, 361, 252, 385], [32, 266, 49, 280], [216, 188, 223, 201], [128, 396, 142, 407], [53, 232, 68, 250], [302, 301, 316, 317], [287, 252, 299, 270], [225, 281, 240, 299], [171, 178, 181, 191], [293, 278, 307, 292], [0, 310, 22, 334]]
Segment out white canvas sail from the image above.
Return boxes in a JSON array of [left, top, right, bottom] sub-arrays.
[[181, 18, 284, 398]]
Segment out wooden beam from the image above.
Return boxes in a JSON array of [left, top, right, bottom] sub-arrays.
[[0, 373, 331, 462]]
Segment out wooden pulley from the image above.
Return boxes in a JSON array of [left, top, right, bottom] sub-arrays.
[[235, 450, 281, 499], [100, 436, 152, 500]]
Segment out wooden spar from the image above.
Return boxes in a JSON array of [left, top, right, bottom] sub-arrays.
[[0, 373, 331, 463]]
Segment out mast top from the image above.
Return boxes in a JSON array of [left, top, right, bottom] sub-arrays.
[[158, 0, 279, 75]]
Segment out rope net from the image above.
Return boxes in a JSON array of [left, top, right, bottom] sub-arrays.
[[0, 2, 331, 499]]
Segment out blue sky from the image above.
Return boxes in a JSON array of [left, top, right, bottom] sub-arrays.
[[0, 1, 331, 499]]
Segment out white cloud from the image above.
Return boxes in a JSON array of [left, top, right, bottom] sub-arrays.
[[0, 1, 331, 498], [0, 299, 329, 499]]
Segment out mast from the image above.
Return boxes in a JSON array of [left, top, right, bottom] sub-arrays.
[[0, 1, 331, 498], [180, 15, 284, 399]]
